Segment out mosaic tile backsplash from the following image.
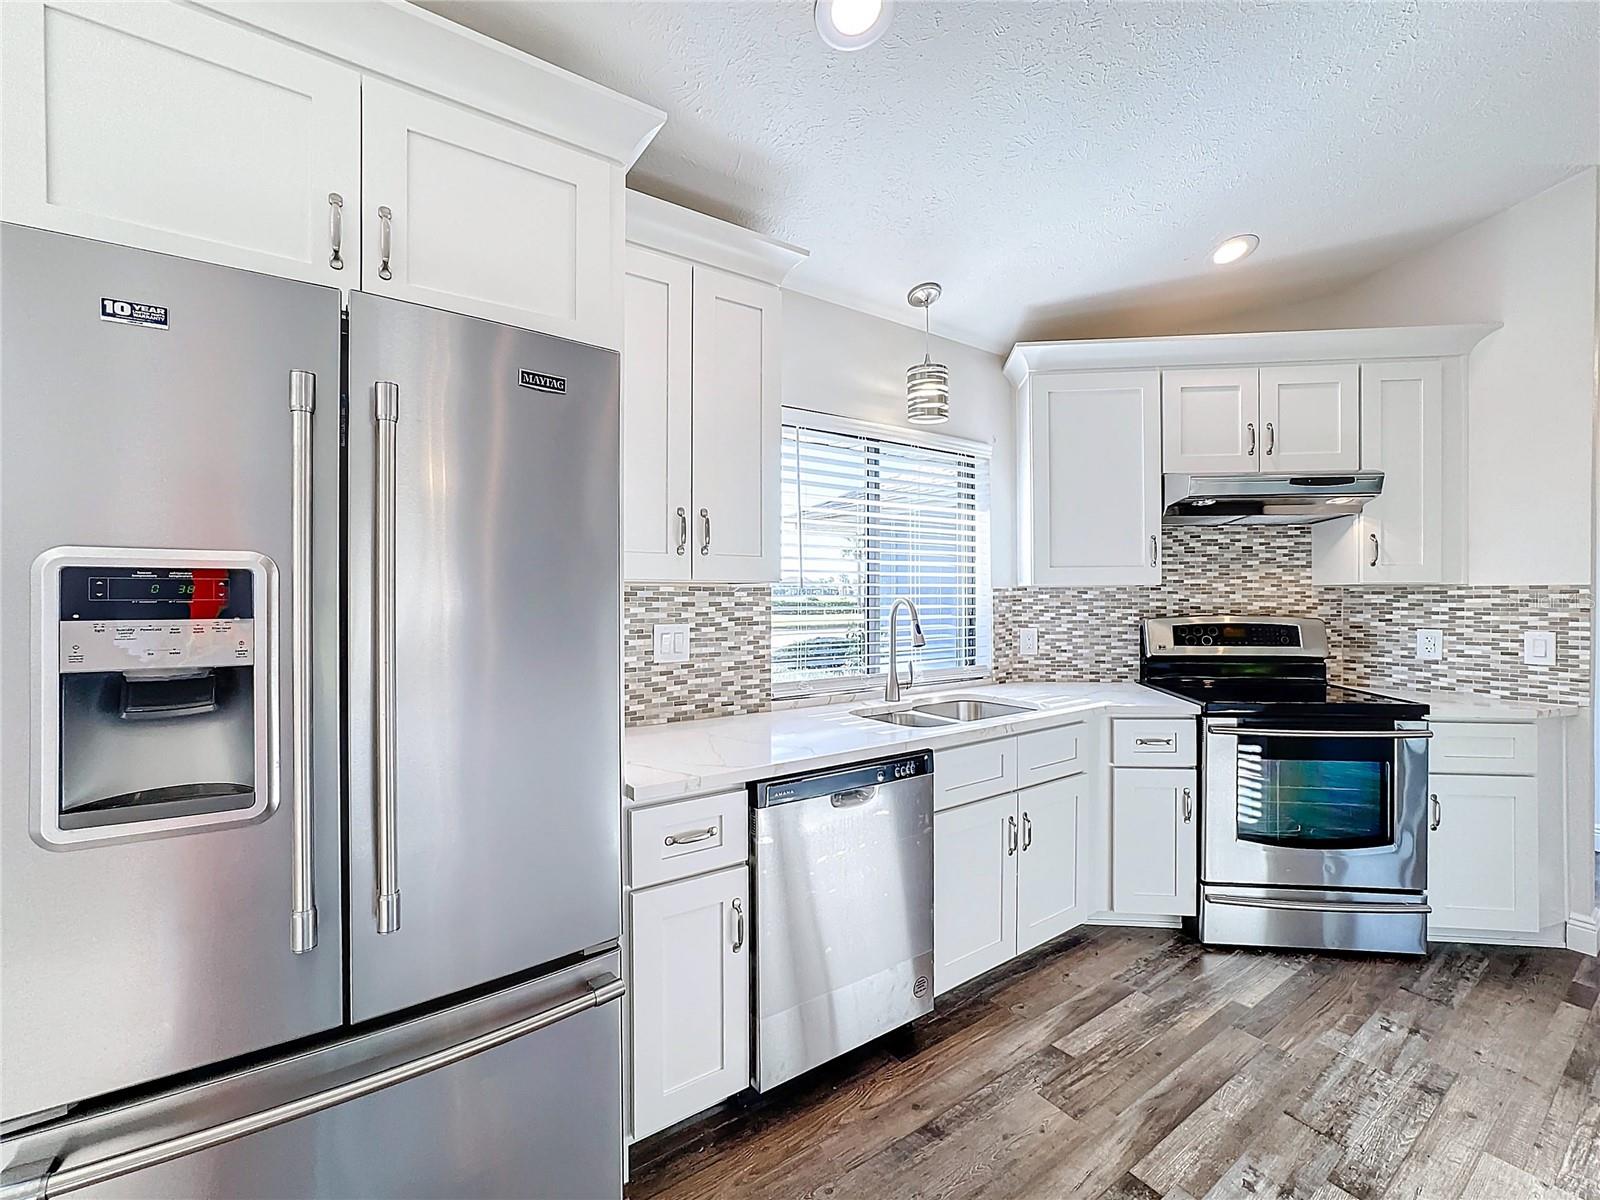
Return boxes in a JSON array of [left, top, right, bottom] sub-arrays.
[[624, 528, 1593, 725]]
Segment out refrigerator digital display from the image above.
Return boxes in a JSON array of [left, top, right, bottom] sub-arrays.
[[95, 576, 229, 602]]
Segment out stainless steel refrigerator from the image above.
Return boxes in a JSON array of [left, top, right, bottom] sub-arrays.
[[0, 224, 625, 1198]]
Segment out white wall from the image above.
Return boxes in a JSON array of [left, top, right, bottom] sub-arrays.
[[1213, 169, 1598, 585], [780, 291, 1017, 587]]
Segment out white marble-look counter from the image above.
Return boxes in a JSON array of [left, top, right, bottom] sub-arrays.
[[624, 682, 1198, 805], [1371, 686, 1583, 722]]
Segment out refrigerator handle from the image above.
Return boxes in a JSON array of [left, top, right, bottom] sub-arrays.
[[289, 371, 319, 954], [373, 382, 402, 935]]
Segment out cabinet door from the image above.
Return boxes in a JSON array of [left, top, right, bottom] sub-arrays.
[[1259, 363, 1361, 472], [622, 246, 694, 581], [1111, 768, 1197, 916], [933, 794, 1017, 995], [1025, 371, 1161, 585], [1161, 368, 1261, 474], [1427, 775, 1539, 934], [1357, 360, 1444, 582], [1016, 777, 1091, 953], [0, 1, 359, 286], [360, 77, 619, 347], [629, 865, 750, 1139], [690, 266, 781, 582]]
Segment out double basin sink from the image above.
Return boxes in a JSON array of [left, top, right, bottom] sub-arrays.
[[853, 697, 1037, 728]]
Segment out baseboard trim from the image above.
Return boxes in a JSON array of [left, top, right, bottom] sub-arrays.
[[1566, 911, 1600, 957], [1086, 913, 1184, 929], [1429, 923, 1568, 949]]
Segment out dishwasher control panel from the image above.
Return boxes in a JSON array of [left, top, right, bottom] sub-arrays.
[[752, 752, 932, 808]]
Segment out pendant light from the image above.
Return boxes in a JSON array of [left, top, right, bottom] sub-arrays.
[[906, 282, 949, 425]]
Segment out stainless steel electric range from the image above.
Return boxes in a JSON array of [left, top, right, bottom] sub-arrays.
[[1140, 616, 1434, 955]]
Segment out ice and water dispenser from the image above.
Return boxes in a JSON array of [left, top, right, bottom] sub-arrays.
[[36, 548, 275, 846]]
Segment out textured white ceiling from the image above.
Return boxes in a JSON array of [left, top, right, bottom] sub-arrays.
[[423, 1, 1598, 351]]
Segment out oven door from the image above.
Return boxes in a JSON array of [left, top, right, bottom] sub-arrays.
[[1203, 718, 1429, 892]]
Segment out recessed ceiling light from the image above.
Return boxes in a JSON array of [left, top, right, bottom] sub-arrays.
[[815, 0, 893, 51], [1212, 234, 1260, 265]]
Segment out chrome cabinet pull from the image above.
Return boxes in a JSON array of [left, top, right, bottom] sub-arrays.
[[1135, 736, 1173, 747], [1021, 812, 1033, 852], [699, 508, 711, 556], [664, 826, 717, 847], [1181, 787, 1193, 823], [1265, 421, 1275, 455], [377, 205, 394, 281], [289, 371, 318, 954], [1429, 793, 1441, 831], [1150, 534, 1158, 567], [1246, 422, 1257, 456], [327, 193, 344, 271], [675, 506, 688, 556], [730, 898, 745, 952], [1369, 531, 1380, 567], [1007, 815, 1018, 856], [373, 382, 401, 935]]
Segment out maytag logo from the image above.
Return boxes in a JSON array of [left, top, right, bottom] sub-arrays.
[[518, 370, 567, 394]]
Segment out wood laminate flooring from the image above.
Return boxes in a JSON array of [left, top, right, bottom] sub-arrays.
[[628, 928, 1600, 1200]]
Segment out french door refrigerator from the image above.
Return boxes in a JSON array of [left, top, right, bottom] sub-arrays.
[[0, 224, 625, 1198]]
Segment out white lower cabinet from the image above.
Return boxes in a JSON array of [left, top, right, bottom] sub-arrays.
[[1016, 776, 1092, 953], [1111, 767, 1198, 916], [628, 864, 749, 1140], [1428, 774, 1539, 934]]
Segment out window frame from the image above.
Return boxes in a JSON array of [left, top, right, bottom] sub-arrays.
[[772, 406, 993, 700]]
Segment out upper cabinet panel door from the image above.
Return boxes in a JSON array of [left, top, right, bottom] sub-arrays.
[[1027, 370, 1161, 586], [0, 1, 359, 286], [1259, 364, 1361, 472], [1161, 368, 1261, 474], [1359, 360, 1444, 583], [690, 265, 781, 583], [622, 246, 693, 581], [360, 78, 619, 347]]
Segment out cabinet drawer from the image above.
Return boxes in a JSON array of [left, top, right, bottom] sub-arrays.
[[1111, 719, 1196, 767], [628, 790, 748, 888], [935, 738, 1017, 812], [1016, 722, 1088, 788], [1429, 722, 1537, 777]]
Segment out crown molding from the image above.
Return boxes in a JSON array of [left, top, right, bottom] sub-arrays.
[[625, 192, 807, 286]]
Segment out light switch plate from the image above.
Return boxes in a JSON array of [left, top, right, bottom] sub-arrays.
[[1018, 627, 1039, 657], [653, 623, 690, 665], [1523, 631, 1557, 666], [1415, 629, 1443, 661]]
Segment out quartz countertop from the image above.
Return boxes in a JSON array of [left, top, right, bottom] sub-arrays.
[[623, 682, 1198, 805], [1366, 686, 1583, 722]]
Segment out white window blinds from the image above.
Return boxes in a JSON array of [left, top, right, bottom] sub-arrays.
[[773, 411, 992, 695]]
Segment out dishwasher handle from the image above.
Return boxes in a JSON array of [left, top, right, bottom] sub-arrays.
[[830, 787, 879, 808]]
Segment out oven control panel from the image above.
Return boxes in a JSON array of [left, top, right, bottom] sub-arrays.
[[1144, 616, 1328, 657], [1172, 622, 1299, 648]]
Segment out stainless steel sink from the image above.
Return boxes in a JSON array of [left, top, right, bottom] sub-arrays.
[[911, 699, 1034, 722], [858, 709, 955, 728]]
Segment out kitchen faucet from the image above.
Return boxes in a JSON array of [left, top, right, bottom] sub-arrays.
[[884, 597, 927, 703]]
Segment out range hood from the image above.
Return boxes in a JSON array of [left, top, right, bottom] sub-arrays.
[[1162, 472, 1383, 525]]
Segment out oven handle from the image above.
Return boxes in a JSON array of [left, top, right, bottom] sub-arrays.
[[1207, 892, 1431, 915], [1207, 726, 1432, 740]]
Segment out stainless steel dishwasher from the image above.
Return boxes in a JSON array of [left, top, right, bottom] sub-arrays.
[[750, 751, 934, 1091]]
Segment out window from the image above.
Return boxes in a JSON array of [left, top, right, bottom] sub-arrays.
[[773, 409, 991, 695]]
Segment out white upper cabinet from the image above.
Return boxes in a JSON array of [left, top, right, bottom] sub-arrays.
[[622, 193, 806, 584], [0, 1, 360, 286], [360, 78, 620, 346], [1312, 359, 1445, 584], [1022, 370, 1161, 586], [1259, 363, 1361, 472], [623, 247, 695, 580], [1, 1, 663, 348], [1161, 368, 1261, 474]]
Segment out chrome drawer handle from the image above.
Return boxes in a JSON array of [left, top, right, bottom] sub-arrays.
[[377, 205, 394, 280], [1021, 812, 1033, 852], [1208, 892, 1430, 916], [730, 898, 745, 952], [675, 506, 688, 556], [1429, 794, 1441, 831], [1209, 726, 1433, 740], [700, 508, 711, 556], [1264, 421, 1275, 455], [1246, 422, 1257, 456], [1369, 531, 1380, 567], [664, 826, 717, 847], [1007, 814, 1018, 856], [1135, 736, 1173, 748], [327, 193, 344, 271]]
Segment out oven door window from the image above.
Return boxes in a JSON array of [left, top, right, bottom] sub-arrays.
[[1235, 734, 1393, 850]]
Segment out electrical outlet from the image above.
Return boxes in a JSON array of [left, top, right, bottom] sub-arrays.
[[1018, 627, 1039, 657], [1415, 629, 1443, 661], [1523, 631, 1557, 666], [652, 623, 690, 665]]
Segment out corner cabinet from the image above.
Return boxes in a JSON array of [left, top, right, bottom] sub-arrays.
[[622, 193, 805, 583], [1018, 370, 1162, 585], [0, 0, 665, 349]]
